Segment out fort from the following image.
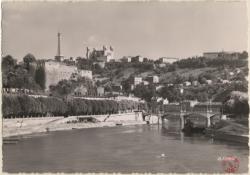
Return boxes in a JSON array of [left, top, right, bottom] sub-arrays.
[[37, 60, 92, 90]]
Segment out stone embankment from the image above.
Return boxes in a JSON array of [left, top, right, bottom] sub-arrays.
[[3, 112, 148, 138]]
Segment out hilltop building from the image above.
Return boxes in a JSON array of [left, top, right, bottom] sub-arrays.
[[120, 56, 132, 62], [87, 46, 114, 62], [203, 51, 240, 60], [158, 57, 179, 64], [131, 56, 143, 62]]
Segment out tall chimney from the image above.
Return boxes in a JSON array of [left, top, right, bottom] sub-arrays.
[[57, 32, 61, 57], [55, 32, 63, 61]]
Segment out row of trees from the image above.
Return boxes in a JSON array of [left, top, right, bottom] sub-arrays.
[[2, 94, 147, 118]]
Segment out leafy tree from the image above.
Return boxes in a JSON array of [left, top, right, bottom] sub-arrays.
[[159, 86, 181, 102], [2, 55, 16, 71], [35, 66, 46, 90], [239, 51, 248, 60], [224, 91, 249, 115], [23, 53, 36, 64], [133, 84, 156, 102]]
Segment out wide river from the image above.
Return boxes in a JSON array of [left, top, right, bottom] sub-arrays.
[[3, 122, 249, 173]]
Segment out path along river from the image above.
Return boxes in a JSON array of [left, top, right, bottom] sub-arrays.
[[3, 121, 249, 173]]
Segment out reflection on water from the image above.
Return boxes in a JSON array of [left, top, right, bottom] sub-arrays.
[[3, 121, 249, 173]]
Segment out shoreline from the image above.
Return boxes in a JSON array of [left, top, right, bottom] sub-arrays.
[[3, 112, 147, 138]]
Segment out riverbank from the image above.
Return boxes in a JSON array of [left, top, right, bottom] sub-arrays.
[[205, 120, 249, 144], [3, 112, 147, 138]]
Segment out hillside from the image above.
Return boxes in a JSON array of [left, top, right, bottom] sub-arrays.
[[94, 61, 247, 87]]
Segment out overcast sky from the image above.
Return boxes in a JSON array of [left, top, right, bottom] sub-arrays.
[[2, 1, 248, 61]]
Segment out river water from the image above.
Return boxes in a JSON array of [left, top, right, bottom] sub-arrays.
[[3, 122, 249, 173]]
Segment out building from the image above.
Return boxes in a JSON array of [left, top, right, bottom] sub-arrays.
[[156, 85, 164, 91], [115, 95, 142, 102], [158, 63, 166, 68], [131, 55, 143, 62], [159, 57, 179, 64], [42, 60, 76, 90], [133, 77, 143, 85], [39, 60, 92, 90], [184, 81, 191, 86], [143, 81, 149, 85], [77, 69, 93, 80], [130, 84, 135, 91], [120, 56, 132, 63], [93, 61, 105, 68], [192, 80, 199, 86], [112, 85, 123, 92], [203, 51, 240, 60], [203, 52, 220, 59], [97, 87, 105, 96], [206, 79, 212, 85], [74, 85, 88, 96], [147, 75, 159, 84], [163, 98, 169, 105], [87, 46, 114, 62]]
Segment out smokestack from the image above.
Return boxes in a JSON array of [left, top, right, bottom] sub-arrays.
[[57, 32, 61, 57], [55, 32, 64, 61]]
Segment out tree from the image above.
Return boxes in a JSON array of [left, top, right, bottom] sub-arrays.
[[133, 84, 155, 102], [23, 53, 36, 72], [35, 66, 46, 90], [224, 91, 249, 116], [188, 74, 196, 82], [239, 51, 248, 60], [23, 53, 36, 64], [2, 55, 16, 71], [159, 86, 181, 102]]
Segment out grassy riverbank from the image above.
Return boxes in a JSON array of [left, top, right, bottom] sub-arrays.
[[3, 112, 146, 138]]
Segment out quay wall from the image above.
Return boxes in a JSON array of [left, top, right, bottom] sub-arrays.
[[3, 112, 145, 138]]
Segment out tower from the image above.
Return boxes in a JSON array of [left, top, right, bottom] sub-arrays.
[[55, 32, 64, 61]]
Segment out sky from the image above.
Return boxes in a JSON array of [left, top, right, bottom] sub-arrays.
[[2, 1, 248, 61]]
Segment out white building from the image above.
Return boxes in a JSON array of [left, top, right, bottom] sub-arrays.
[[163, 98, 169, 105], [143, 81, 149, 85], [78, 70, 93, 80], [184, 81, 191, 86], [206, 80, 213, 85], [159, 57, 179, 64], [134, 77, 143, 85]]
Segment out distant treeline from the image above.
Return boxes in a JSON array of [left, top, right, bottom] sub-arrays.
[[2, 94, 147, 118]]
